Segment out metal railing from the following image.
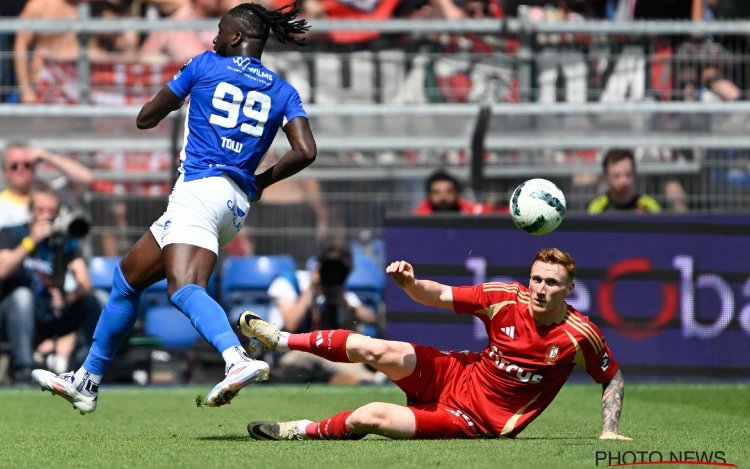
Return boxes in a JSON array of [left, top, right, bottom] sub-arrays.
[[2, 17, 750, 257]]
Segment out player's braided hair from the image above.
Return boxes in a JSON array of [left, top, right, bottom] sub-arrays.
[[228, 2, 310, 46]]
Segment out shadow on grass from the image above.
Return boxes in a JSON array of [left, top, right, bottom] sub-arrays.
[[194, 435, 597, 443], [196, 435, 249, 442]]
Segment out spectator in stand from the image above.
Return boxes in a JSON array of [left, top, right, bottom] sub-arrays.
[[13, 0, 82, 104], [14, 0, 141, 103], [88, 0, 139, 62], [414, 169, 488, 215], [502, 0, 607, 19], [587, 149, 661, 214], [672, 4, 742, 103], [0, 184, 99, 384], [0, 142, 93, 230], [140, 0, 223, 63], [0, 0, 28, 102], [605, 0, 701, 213], [264, 243, 381, 385], [711, 0, 750, 94]]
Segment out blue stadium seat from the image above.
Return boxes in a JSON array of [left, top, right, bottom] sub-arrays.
[[346, 256, 386, 316], [346, 256, 386, 293], [140, 279, 171, 314], [88, 256, 121, 292], [143, 305, 201, 349], [350, 238, 386, 266], [220, 255, 296, 323]]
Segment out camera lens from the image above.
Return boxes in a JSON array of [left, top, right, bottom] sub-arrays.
[[319, 259, 350, 287]]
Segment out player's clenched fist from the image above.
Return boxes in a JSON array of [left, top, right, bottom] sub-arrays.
[[387, 260, 416, 290]]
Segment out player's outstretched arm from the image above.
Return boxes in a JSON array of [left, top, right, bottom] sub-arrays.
[[599, 369, 632, 440], [386, 260, 453, 310], [253, 117, 316, 202], [136, 86, 184, 129]]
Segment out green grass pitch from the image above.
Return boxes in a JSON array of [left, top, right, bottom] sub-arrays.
[[1, 382, 747, 468]]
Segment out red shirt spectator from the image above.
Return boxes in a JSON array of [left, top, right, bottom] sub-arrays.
[[413, 198, 487, 215], [413, 169, 490, 215]]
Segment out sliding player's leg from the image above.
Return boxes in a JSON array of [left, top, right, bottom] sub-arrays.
[[238, 312, 416, 381], [248, 402, 469, 441], [249, 402, 415, 440]]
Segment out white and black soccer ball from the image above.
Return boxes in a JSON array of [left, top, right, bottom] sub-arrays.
[[510, 178, 566, 235]]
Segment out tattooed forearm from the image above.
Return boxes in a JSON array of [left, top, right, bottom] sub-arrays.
[[601, 369, 625, 434]]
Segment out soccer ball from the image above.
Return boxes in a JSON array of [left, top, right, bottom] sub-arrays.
[[510, 178, 566, 235]]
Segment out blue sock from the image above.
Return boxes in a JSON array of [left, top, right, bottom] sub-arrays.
[[170, 284, 241, 353], [83, 265, 141, 376]]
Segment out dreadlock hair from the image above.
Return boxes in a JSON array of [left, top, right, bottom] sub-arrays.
[[228, 2, 310, 46]]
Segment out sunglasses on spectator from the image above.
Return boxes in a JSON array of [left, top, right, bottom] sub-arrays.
[[6, 162, 33, 171]]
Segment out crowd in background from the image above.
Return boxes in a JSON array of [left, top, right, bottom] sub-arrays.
[[1, 1, 750, 384], [1, 0, 750, 104], [1, 0, 746, 253]]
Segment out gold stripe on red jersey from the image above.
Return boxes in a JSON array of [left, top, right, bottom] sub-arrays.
[[482, 282, 530, 305], [564, 330, 586, 368], [567, 315, 603, 351], [483, 281, 514, 289], [482, 282, 520, 293], [500, 391, 544, 436], [565, 318, 600, 353], [485, 300, 516, 319], [477, 300, 517, 320], [565, 317, 602, 354]]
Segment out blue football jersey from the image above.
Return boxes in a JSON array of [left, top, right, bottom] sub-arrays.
[[167, 51, 307, 199]]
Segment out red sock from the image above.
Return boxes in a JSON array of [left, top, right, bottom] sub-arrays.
[[305, 411, 364, 440], [288, 329, 353, 363]]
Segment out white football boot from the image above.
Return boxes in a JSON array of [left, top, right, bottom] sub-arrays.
[[203, 359, 270, 407], [31, 369, 97, 414]]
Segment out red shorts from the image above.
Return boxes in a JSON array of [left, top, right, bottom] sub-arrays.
[[393, 344, 481, 439]]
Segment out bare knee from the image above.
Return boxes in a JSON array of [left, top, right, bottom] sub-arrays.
[[349, 337, 404, 365], [346, 334, 414, 376], [351, 338, 386, 363], [347, 402, 392, 432]]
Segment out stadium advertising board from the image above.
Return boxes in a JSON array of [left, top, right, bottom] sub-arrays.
[[384, 215, 750, 378]]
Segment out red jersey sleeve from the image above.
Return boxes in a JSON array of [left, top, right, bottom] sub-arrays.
[[413, 200, 432, 215], [452, 282, 525, 320], [576, 317, 619, 383]]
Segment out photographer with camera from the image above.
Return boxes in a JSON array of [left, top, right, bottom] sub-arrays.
[[0, 184, 99, 384], [266, 243, 382, 384]]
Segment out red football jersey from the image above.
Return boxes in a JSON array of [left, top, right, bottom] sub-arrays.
[[440, 281, 619, 437], [412, 198, 488, 215]]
